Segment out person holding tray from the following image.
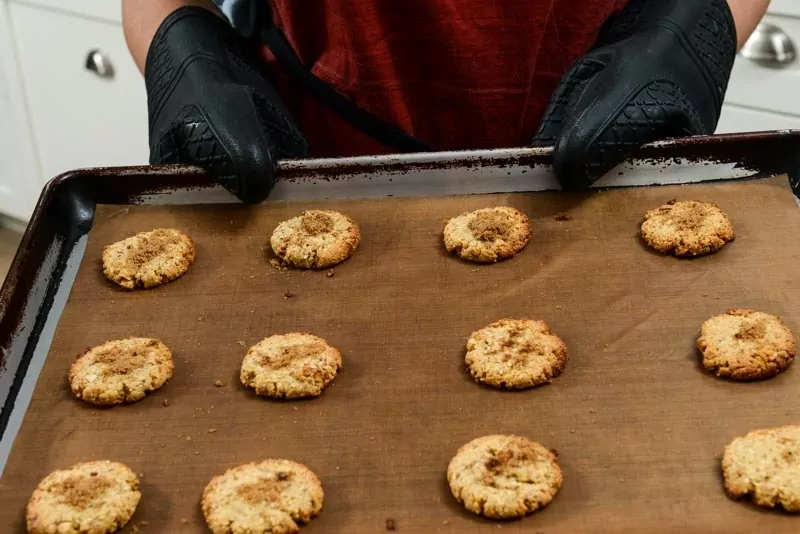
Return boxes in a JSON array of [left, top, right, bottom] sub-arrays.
[[123, 0, 769, 203]]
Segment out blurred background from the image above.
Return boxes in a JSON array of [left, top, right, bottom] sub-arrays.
[[0, 0, 799, 276]]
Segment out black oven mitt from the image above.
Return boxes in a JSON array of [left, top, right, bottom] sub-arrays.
[[533, 0, 737, 189], [145, 6, 307, 203]]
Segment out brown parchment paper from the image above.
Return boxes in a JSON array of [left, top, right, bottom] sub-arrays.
[[2, 177, 800, 533]]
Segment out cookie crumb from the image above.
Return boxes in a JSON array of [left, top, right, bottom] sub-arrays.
[[185, 436, 192, 441], [327, 269, 335, 278], [336, 466, 341, 471], [386, 518, 396, 531], [553, 212, 572, 221], [236, 340, 246, 347], [284, 291, 294, 299], [181, 518, 189, 524], [162, 399, 169, 407], [208, 428, 217, 433], [269, 258, 289, 272], [214, 380, 224, 387], [443, 520, 449, 525]]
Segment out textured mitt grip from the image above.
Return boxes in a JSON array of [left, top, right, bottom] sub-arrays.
[[536, 0, 737, 190], [145, 7, 307, 203]]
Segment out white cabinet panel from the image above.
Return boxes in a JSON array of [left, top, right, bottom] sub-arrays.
[[10, 0, 121, 23], [10, 3, 148, 182], [726, 14, 800, 115], [768, 0, 800, 18], [716, 103, 800, 134], [0, 3, 42, 221]]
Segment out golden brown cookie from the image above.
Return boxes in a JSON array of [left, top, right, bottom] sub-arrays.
[[697, 309, 796, 381], [465, 319, 568, 389], [270, 210, 360, 269], [202, 459, 324, 534], [240, 333, 342, 399], [102, 228, 195, 289], [722, 424, 800, 512], [640, 200, 734, 257], [443, 207, 531, 263], [26, 460, 141, 534], [69, 338, 174, 406], [447, 434, 562, 519]]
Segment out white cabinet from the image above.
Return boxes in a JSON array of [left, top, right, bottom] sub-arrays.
[[716, 104, 800, 134], [0, 2, 40, 221], [9, 2, 148, 183], [11, 0, 120, 23], [766, 0, 800, 18], [724, 14, 800, 116], [718, 12, 800, 134]]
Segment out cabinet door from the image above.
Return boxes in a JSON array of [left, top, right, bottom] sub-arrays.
[[10, 4, 148, 181], [716, 104, 800, 134], [725, 14, 800, 115], [9, 0, 120, 24], [0, 3, 41, 221]]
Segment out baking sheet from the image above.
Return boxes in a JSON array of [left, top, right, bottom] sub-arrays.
[[1, 176, 800, 533]]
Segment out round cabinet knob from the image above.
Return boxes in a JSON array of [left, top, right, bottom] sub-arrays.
[[740, 23, 797, 68], [85, 49, 115, 79]]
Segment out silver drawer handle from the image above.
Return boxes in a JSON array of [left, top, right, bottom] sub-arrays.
[[85, 49, 115, 79], [740, 23, 797, 68]]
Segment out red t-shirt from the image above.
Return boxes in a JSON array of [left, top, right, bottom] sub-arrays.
[[259, 0, 629, 157]]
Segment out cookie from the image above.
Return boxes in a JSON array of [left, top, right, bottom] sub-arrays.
[[240, 333, 342, 399], [270, 210, 360, 269], [447, 434, 562, 519], [202, 459, 324, 534], [640, 200, 734, 257], [443, 207, 531, 263], [69, 338, 174, 406], [102, 228, 195, 289], [722, 424, 800, 512], [26, 460, 141, 534], [697, 309, 796, 381], [465, 319, 568, 389]]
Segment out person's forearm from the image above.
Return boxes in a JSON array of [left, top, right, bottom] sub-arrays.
[[727, 0, 771, 49], [123, 0, 222, 73]]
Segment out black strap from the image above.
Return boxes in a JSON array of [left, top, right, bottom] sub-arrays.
[[256, 7, 431, 153]]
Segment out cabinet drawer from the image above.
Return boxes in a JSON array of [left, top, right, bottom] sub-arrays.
[[716, 103, 800, 134], [10, 4, 148, 180], [725, 14, 800, 115], [10, 0, 121, 24]]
